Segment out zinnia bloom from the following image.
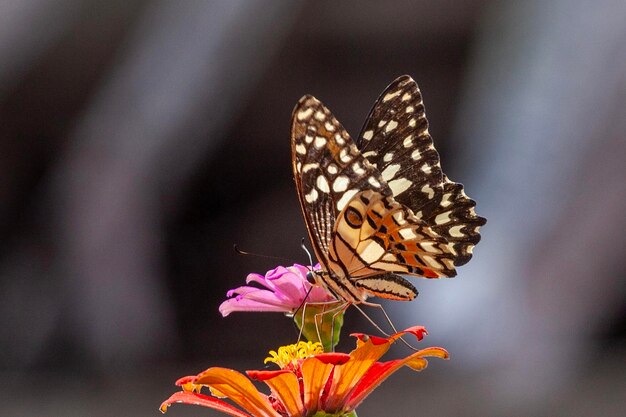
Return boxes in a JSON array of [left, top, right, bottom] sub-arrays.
[[161, 326, 448, 417], [219, 264, 335, 317]]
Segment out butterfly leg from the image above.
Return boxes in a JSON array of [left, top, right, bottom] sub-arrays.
[[312, 300, 350, 352], [357, 301, 420, 351]]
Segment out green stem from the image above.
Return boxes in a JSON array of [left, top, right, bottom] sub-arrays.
[[310, 411, 357, 417], [292, 300, 346, 352]]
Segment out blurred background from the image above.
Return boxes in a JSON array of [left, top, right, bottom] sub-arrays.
[[1, 1, 625, 416]]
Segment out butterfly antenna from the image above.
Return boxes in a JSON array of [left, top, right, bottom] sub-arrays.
[[233, 244, 296, 263], [300, 238, 315, 268]]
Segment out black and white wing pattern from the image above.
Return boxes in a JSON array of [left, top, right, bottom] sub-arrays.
[[356, 75, 486, 266], [291, 95, 456, 303]]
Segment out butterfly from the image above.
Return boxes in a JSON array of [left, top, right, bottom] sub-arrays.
[[291, 75, 486, 304]]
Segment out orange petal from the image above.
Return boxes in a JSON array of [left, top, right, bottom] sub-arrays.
[[175, 375, 202, 392], [194, 367, 281, 417], [314, 352, 351, 365], [350, 326, 428, 346], [247, 369, 291, 381], [160, 391, 253, 417], [257, 370, 305, 417], [345, 346, 449, 410], [301, 356, 335, 412], [322, 337, 393, 412]]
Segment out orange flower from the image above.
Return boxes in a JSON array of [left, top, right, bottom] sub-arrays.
[[160, 327, 448, 417]]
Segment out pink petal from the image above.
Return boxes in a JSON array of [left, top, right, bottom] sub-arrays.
[[245, 273, 271, 287], [219, 300, 293, 316]]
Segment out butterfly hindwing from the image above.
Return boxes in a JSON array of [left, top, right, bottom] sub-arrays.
[[353, 273, 418, 301], [330, 189, 456, 283], [422, 176, 484, 266], [357, 75, 486, 267]]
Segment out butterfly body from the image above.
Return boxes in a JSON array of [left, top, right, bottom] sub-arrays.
[[291, 76, 486, 304]]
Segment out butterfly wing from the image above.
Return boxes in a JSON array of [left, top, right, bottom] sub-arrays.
[[291, 95, 392, 271], [292, 95, 457, 302], [330, 189, 456, 280], [356, 75, 486, 266]]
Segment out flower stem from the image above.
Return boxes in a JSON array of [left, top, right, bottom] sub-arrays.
[[293, 300, 345, 352]]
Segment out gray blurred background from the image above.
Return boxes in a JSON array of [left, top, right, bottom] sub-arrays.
[[1, 1, 625, 416]]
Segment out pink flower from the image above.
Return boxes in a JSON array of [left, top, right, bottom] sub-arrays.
[[219, 264, 336, 316]]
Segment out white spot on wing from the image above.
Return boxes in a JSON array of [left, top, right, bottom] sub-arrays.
[[422, 255, 441, 269], [337, 189, 359, 211], [377, 120, 386, 128], [399, 228, 417, 240], [340, 148, 351, 163], [316, 176, 330, 193], [385, 120, 398, 132], [381, 164, 401, 181], [392, 211, 406, 225], [302, 163, 318, 173], [314, 111, 326, 121], [421, 184, 435, 199], [421, 163, 432, 173], [402, 92, 412, 101], [435, 211, 452, 225], [382, 253, 397, 262], [406, 106, 415, 113], [411, 149, 421, 160], [325, 122, 335, 131], [403, 135, 413, 148], [305, 188, 318, 203], [388, 178, 412, 195], [327, 164, 338, 175], [296, 144, 306, 155], [333, 176, 349, 192], [449, 225, 464, 237], [352, 162, 365, 175], [420, 242, 443, 254], [362, 130, 374, 141], [297, 108, 313, 120], [383, 90, 401, 102], [368, 177, 380, 187], [360, 241, 385, 262], [305, 135, 313, 144], [409, 118, 416, 127], [383, 152, 393, 162], [314, 136, 327, 148], [363, 150, 377, 158]]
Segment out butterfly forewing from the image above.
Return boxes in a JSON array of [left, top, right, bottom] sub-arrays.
[[291, 95, 393, 270], [356, 75, 444, 217], [357, 75, 486, 267]]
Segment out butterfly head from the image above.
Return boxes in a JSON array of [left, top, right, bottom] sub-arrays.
[[305, 268, 327, 288], [305, 269, 316, 284]]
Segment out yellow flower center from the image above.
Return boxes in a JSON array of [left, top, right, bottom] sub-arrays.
[[264, 341, 324, 369]]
